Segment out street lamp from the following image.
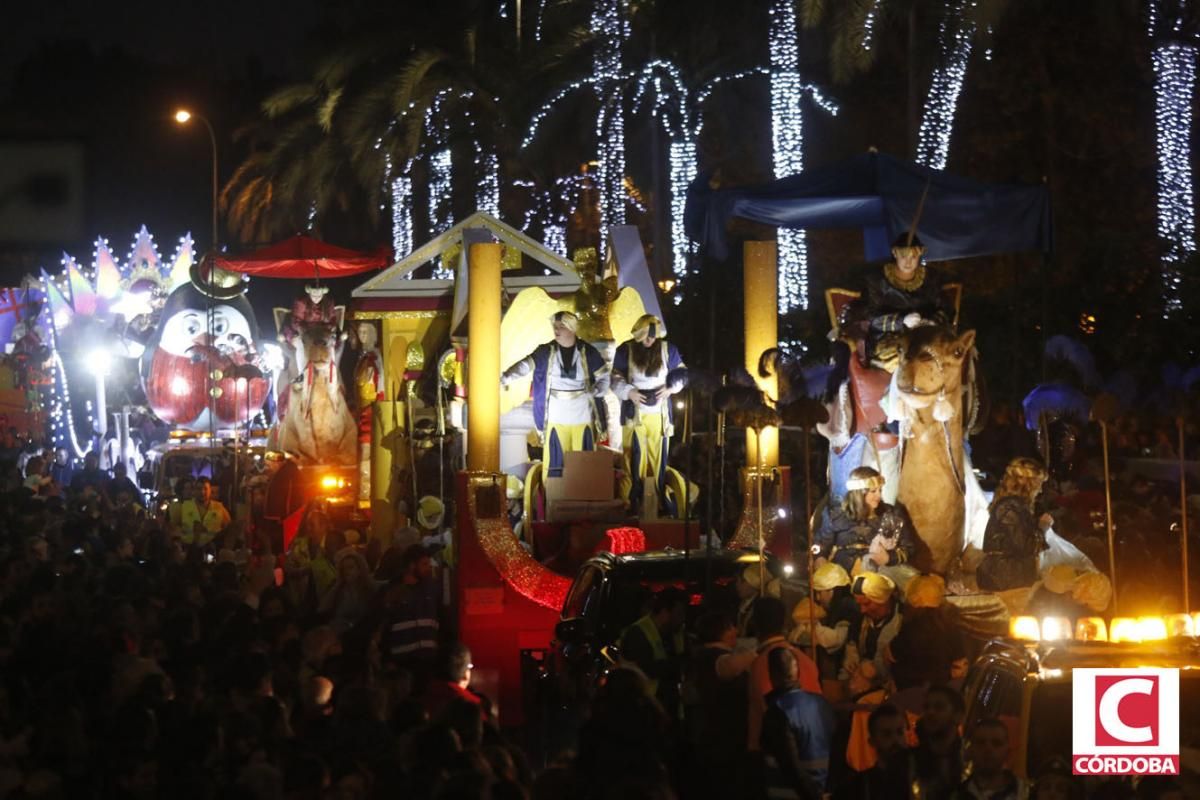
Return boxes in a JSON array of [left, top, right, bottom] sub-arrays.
[[87, 348, 112, 439], [174, 107, 221, 440], [173, 108, 219, 256]]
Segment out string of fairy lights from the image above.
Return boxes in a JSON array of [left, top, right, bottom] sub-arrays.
[[1148, 0, 1197, 316], [41, 230, 195, 457], [593, 0, 629, 237], [371, 0, 841, 300], [914, 0, 975, 170], [770, 0, 810, 312]]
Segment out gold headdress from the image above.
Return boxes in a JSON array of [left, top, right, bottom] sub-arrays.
[[845, 473, 886, 492], [631, 314, 664, 343]]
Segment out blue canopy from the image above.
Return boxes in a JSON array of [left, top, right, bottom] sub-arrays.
[[685, 152, 1053, 263]]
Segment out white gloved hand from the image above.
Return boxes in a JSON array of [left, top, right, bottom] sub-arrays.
[[902, 312, 922, 329]]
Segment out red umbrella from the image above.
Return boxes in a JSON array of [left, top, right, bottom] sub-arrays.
[[216, 235, 391, 279]]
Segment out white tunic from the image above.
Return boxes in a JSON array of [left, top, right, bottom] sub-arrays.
[[546, 347, 594, 425]]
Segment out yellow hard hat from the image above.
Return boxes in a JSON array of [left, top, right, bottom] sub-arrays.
[[904, 574, 946, 609], [791, 597, 827, 624], [1071, 571, 1113, 613], [741, 566, 781, 598], [812, 562, 851, 592], [1042, 565, 1078, 595], [852, 571, 896, 603], [417, 496, 445, 530]]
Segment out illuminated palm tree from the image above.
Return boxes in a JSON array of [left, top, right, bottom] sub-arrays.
[[799, 0, 1009, 168]]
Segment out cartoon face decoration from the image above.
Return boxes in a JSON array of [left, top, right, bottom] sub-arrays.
[[142, 282, 268, 430], [158, 305, 254, 358]]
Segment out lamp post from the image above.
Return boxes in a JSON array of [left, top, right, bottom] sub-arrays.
[[174, 108, 220, 441], [173, 109, 219, 255]]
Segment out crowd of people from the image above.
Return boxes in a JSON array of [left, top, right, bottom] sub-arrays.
[[0, 413, 1191, 800]]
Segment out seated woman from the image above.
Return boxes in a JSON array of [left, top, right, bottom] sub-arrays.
[[977, 457, 1052, 591], [815, 466, 917, 576]]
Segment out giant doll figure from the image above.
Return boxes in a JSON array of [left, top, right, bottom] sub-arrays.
[[501, 310, 609, 477], [141, 281, 269, 431], [611, 315, 687, 511]]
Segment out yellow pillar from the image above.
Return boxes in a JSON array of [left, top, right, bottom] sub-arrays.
[[467, 243, 502, 472], [744, 240, 779, 468]]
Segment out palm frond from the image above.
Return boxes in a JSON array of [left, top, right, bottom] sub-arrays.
[[317, 87, 344, 132], [261, 83, 320, 119], [391, 50, 450, 117], [800, 0, 828, 29]]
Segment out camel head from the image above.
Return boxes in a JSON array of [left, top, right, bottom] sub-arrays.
[[295, 322, 341, 378], [895, 327, 976, 412]]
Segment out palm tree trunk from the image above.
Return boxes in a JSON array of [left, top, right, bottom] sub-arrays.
[[914, 0, 977, 169]]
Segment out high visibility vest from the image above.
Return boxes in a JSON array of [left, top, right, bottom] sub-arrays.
[[621, 614, 684, 696]]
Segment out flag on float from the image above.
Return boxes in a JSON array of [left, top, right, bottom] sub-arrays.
[[64, 257, 97, 317], [0, 290, 37, 348], [94, 239, 122, 300], [41, 271, 74, 335]]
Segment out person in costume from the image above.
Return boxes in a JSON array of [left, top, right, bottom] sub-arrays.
[[852, 232, 953, 372], [610, 315, 688, 512], [281, 283, 340, 347], [788, 562, 861, 681], [842, 572, 901, 695], [501, 311, 610, 477], [814, 466, 916, 575], [977, 457, 1052, 591]]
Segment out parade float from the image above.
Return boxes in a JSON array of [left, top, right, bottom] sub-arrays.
[[350, 213, 710, 721]]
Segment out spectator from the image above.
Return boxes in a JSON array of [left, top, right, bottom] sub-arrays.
[[424, 642, 488, 722], [106, 462, 144, 509], [834, 704, 911, 800], [178, 477, 230, 547], [761, 647, 834, 799], [747, 597, 820, 754], [49, 448, 74, 487], [68, 451, 107, 496], [382, 544, 441, 690], [318, 549, 374, 634], [618, 587, 688, 717], [953, 718, 1028, 799], [912, 685, 966, 799], [686, 611, 752, 799]]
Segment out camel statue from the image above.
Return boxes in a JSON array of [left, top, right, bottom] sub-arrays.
[[891, 326, 978, 574], [276, 322, 358, 466]]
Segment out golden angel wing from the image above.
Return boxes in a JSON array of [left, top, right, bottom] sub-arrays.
[[499, 287, 558, 416], [608, 286, 648, 345]]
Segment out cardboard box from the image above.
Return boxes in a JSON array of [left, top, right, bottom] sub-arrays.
[[547, 499, 626, 524], [562, 449, 616, 501]]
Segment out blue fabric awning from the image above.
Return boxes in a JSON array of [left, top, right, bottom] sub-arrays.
[[685, 152, 1053, 263]]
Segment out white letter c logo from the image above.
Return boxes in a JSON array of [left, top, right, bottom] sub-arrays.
[[1099, 678, 1154, 743]]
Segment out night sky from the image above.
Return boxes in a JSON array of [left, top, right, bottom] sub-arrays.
[[0, 0, 320, 283]]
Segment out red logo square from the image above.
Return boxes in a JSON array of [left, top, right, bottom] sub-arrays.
[[1094, 674, 1159, 747]]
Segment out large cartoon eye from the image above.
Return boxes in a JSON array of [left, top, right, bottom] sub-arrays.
[[183, 313, 203, 337], [211, 313, 229, 336]]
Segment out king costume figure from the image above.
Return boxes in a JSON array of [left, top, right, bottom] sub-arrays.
[[501, 311, 610, 477], [610, 315, 688, 512], [853, 232, 953, 372]]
